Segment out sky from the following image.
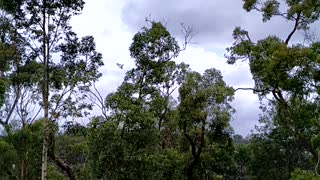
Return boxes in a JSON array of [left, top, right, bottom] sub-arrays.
[[69, 0, 308, 136]]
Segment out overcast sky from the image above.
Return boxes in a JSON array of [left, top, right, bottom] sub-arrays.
[[69, 0, 309, 136]]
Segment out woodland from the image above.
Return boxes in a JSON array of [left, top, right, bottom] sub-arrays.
[[1, 0, 320, 179]]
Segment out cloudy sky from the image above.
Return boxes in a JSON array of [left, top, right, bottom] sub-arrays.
[[69, 0, 308, 136]]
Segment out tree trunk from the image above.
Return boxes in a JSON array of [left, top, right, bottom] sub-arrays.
[[41, 119, 48, 180], [47, 127, 77, 180], [185, 119, 205, 180], [187, 158, 198, 180], [41, 0, 49, 179], [185, 133, 200, 180], [21, 159, 27, 180]]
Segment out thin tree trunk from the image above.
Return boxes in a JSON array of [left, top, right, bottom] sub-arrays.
[[185, 133, 199, 180], [39, 1, 76, 179], [185, 118, 205, 180], [21, 159, 27, 180], [41, 119, 48, 180], [41, 0, 49, 179]]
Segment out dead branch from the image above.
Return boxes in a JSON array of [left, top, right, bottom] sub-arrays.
[[180, 23, 195, 51], [88, 83, 107, 119]]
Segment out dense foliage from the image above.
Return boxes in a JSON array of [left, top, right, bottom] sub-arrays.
[[1, 0, 320, 179]]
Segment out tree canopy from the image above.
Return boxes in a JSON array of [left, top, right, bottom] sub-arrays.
[[1, 0, 320, 179]]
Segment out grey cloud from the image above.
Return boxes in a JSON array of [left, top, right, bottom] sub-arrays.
[[224, 65, 253, 87], [121, 0, 245, 45], [121, 0, 308, 45], [231, 108, 260, 136], [231, 91, 261, 136]]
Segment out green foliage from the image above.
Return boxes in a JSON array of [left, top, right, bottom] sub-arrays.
[[48, 165, 65, 180], [234, 144, 251, 177], [290, 169, 319, 180], [0, 40, 19, 106], [0, 78, 6, 106], [242, 0, 320, 28], [0, 120, 43, 179], [0, 140, 17, 178], [10, 60, 43, 87], [130, 21, 180, 64]]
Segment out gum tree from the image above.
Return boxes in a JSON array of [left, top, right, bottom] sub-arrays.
[[0, 0, 103, 179], [226, 0, 320, 175], [178, 68, 235, 179]]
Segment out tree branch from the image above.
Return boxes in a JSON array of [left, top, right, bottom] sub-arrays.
[[30, 107, 42, 125], [235, 87, 256, 92], [49, 8, 65, 51], [180, 23, 194, 51], [5, 86, 20, 124], [88, 83, 107, 119], [50, 87, 73, 120], [49, 153, 76, 180], [285, 12, 301, 45], [234, 87, 270, 93], [184, 133, 196, 158]]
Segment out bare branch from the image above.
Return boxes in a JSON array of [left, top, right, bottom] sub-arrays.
[[50, 87, 74, 120], [303, 30, 319, 46], [88, 83, 108, 119], [234, 87, 270, 93], [180, 23, 195, 51], [168, 86, 177, 96], [234, 87, 256, 92], [30, 107, 42, 124], [5, 86, 20, 124], [24, 34, 43, 62]]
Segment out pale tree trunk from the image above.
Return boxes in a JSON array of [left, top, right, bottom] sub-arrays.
[[41, 119, 48, 180], [39, 1, 77, 179], [41, 0, 49, 179]]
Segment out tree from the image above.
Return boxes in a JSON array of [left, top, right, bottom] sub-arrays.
[[56, 121, 91, 180], [88, 20, 190, 179], [7, 120, 44, 180], [86, 20, 237, 179], [178, 68, 235, 179], [0, 0, 103, 179], [234, 143, 251, 178], [0, 10, 26, 132], [243, 102, 314, 179], [226, 0, 320, 175], [0, 119, 46, 180]]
